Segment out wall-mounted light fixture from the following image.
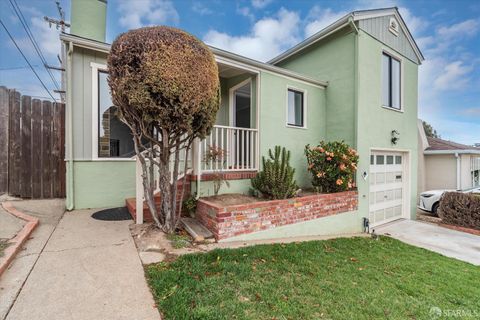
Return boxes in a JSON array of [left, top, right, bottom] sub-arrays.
[[391, 130, 400, 145]]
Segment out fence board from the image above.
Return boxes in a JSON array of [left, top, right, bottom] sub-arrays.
[[8, 91, 21, 196], [0, 89, 65, 199], [0, 87, 8, 193], [42, 101, 52, 198], [52, 103, 63, 197], [21, 95, 32, 197], [31, 99, 43, 198]]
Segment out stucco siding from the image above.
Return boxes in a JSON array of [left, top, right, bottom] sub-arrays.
[[424, 155, 457, 190], [259, 72, 326, 189], [358, 15, 420, 64], [356, 30, 419, 220], [73, 161, 136, 209], [276, 28, 356, 146]]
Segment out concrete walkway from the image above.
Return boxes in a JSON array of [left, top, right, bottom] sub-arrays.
[[0, 206, 25, 241], [2, 206, 160, 320], [375, 219, 480, 266]]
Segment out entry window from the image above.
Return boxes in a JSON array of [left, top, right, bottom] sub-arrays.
[[287, 89, 304, 127], [98, 71, 135, 158], [382, 53, 401, 110]]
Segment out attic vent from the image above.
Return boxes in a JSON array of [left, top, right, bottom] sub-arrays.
[[389, 17, 399, 36]]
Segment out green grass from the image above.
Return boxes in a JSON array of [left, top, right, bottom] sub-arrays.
[[166, 233, 191, 249], [0, 239, 8, 257], [146, 237, 480, 320]]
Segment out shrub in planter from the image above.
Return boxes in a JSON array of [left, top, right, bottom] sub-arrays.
[[305, 141, 359, 193], [251, 146, 298, 199], [438, 192, 480, 230]]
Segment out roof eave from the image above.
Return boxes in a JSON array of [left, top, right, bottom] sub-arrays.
[[60, 32, 328, 88], [269, 7, 425, 66], [424, 150, 480, 155], [268, 13, 352, 65]]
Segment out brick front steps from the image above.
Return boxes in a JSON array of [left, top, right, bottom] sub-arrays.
[[196, 191, 358, 240], [126, 179, 190, 223]]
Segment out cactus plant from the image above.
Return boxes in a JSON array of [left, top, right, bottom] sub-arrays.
[[251, 146, 298, 199]]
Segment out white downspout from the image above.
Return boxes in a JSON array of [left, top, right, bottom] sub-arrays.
[[66, 41, 75, 210], [455, 152, 461, 190]]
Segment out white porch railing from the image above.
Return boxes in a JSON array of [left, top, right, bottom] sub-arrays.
[[198, 125, 259, 173], [134, 125, 259, 224]]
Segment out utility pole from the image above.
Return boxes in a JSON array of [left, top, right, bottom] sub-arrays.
[[44, 1, 70, 103]]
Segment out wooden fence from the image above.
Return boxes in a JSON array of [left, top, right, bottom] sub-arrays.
[[0, 86, 65, 198]]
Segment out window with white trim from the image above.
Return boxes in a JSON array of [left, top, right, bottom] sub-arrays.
[[97, 70, 135, 158], [382, 52, 401, 110], [287, 88, 304, 127]]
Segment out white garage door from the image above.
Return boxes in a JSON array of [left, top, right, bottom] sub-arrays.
[[369, 152, 405, 226]]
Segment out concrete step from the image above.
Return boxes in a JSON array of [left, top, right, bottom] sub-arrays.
[[181, 217, 214, 242]]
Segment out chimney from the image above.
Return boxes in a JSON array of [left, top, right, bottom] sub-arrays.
[[70, 0, 107, 42]]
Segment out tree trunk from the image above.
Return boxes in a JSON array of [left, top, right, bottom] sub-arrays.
[[133, 134, 162, 227], [168, 139, 181, 232], [175, 142, 191, 229]]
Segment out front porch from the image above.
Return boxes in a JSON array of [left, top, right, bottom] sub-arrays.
[[128, 61, 261, 223]]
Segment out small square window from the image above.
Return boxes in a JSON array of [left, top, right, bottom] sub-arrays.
[[287, 89, 304, 127], [395, 155, 402, 164], [387, 155, 394, 164], [376, 155, 385, 165], [370, 155, 375, 165]]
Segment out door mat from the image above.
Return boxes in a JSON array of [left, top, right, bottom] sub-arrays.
[[91, 207, 132, 221]]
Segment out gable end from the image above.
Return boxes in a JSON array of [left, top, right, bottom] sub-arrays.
[[357, 14, 421, 64]]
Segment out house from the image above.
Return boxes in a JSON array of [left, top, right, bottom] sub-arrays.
[[61, 0, 423, 239], [418, 120, 480, 193]]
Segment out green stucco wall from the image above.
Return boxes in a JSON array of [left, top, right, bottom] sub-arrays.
[[72, 161, 136, 209], [355, 30, 419, 220], [70, 0, 107, 42], [277, 27, 356, 146], [258, 72, 326, 188]]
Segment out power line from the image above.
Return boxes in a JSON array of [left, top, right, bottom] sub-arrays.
[[0, 19, 56, 101], [0, 65, 40, 70], [8, 0, 61, 91]]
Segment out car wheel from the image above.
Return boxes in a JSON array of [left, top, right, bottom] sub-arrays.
[[431, 202, 439, 216]]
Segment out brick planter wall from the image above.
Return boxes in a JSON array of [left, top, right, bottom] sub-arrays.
[[126, 179, 191, 223], [196, 191, 358, 240]]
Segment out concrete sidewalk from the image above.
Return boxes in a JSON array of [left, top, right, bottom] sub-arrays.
[[3, 208, 160, 320], [375, 219, 480, 266]]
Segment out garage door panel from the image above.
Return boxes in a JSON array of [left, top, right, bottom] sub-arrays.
[[369, 151, 405, 226]]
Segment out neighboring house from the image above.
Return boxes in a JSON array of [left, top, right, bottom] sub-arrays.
[[418, 120, 480, 193], [61, 0, 422, 235]]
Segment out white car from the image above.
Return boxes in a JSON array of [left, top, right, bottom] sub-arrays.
[[419, 186, 480, 215]]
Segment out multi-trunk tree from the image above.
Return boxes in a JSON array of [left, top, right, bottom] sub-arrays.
[[107, 26, 220, 233]]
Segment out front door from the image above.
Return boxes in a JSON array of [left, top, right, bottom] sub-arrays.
[[369, 151, 406, 226], [231, 81, 251, 168]]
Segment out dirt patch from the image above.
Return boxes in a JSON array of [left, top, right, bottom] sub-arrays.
[[201, 193, 262, 206], [201, 190, 322, 207]]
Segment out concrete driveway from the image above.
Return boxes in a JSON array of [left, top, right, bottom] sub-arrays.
[[1, 204, 160, 320], [375, 219, 480, 266]]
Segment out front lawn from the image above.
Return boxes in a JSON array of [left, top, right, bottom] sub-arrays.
[[146, 237, 480, 319]]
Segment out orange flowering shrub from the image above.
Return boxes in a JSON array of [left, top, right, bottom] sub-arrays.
[[305, 141, 359, 193]]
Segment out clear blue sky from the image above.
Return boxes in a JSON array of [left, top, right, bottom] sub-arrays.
[[1, 0, 479, 144]]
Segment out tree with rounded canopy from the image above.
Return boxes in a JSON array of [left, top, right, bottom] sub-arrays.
[[108, 26, 220, 232]]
